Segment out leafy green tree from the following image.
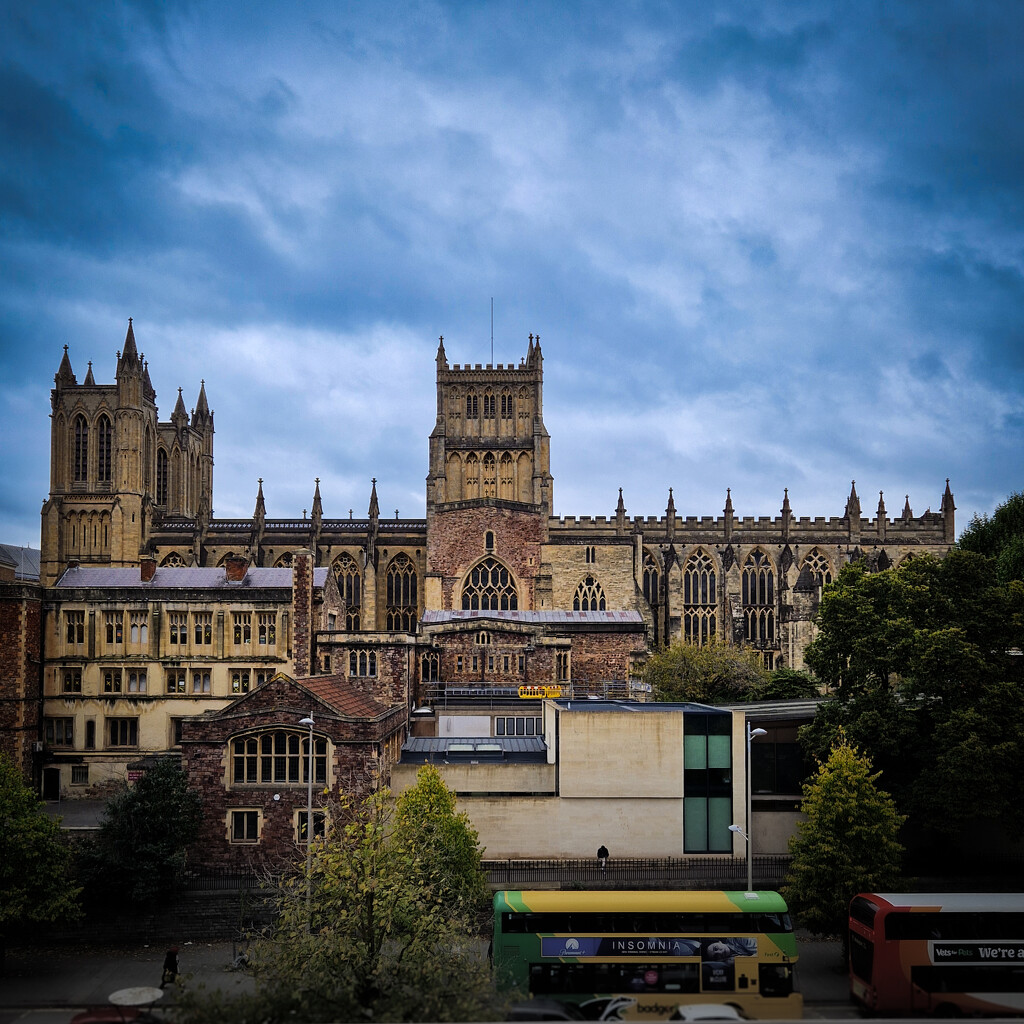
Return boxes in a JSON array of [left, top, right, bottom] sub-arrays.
[[645, 639, 768, 703], [783, 734, 905, 941], [79, 758, 202, 906], [393, 764, 490, 919], [176, 788, 503, 1023], [958, 491, 1024, 583], [0, 754, 81, 968], [750, 667, 820, 701]]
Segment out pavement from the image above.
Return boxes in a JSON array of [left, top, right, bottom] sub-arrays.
[[0, 935, 856, 1023]]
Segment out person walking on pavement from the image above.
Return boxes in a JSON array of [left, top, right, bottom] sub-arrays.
[[597, 844, 609, 872], [160, 946, 179, 988]]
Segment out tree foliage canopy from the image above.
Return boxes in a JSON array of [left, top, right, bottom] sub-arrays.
[[79, 758, 202, 906], [393, 764, 490, 919], [800, 542, 1024, 839], [783, 734, 904, 939], [958, 490, 1024, 583], [176, 786, 501, 1023], [0, 754, 81, 939], [645, 639, 768, 703]]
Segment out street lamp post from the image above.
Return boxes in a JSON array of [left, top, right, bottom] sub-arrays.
[[731, 723, 767, 892], [299, 714, 315, 929]]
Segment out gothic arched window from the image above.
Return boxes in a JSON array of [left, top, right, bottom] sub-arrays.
[[461, 557, 518, 611], [333, 554, 362, 631], [73, 415, 88, 482], [156, 447, 168, 506], [386, 554, 417, 631], [683, 550, 717, 645], [97, 415, 112, 483], [483, 389, 496, 419], [643, 551, 660, 605], [482, 452, 497, 498], [573, 575, 606, 611], [232, 730, 327, 785], [742, 551, 775, 644], [803, 548, 834, 588]]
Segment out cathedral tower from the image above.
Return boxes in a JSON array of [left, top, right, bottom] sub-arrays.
[[40, 322, 214, 584], [424, 335, 553, 610]]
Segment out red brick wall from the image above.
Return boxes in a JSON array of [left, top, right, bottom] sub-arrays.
[[428, 506, 545, 609], [291, 550, 313, 678], [0, 584, 43, 782], [181, 676, 405, 869]]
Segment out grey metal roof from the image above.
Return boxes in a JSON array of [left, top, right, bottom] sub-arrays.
[[422, 609, 643, 625], [56, 566, 330, 589], [551, 698, 729, 714], [401, 735, 547, 763]]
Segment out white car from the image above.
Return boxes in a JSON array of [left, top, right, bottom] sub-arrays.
[[667, 1004, 746, 1021]]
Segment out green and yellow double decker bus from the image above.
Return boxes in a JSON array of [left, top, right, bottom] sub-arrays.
[[493, 890, 801, 1020]]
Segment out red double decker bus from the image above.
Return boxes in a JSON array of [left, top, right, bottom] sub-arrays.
[[849, 892, 1024, 1017]]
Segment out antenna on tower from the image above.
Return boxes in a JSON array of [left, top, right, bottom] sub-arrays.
[[490, 297, 494, 364]]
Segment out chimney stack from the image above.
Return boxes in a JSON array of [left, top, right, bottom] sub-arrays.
[[225, 554, 249, 582], [141, 556, 157, 582]]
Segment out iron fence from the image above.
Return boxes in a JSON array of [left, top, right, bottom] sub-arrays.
[[482, 855, 793, 890]]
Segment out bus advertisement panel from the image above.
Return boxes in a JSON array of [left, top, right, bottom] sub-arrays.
[[849, 892, 1024, 1017], [493, 889, 801, 1020]]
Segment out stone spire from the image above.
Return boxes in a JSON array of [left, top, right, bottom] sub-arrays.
[[116, 318, 142, 378], [83, 361, 96, 386], [902, 494, 913, 521], [192, 379, 211, 427], [876, 491, 887, 542], [942, 478, 956, 543], [367, 478, 380, 568], [846, 480, 861, 544], [781, 487, 792, 540], [665, 487, 676, 542], [249, 478, 266, 565], [55, 345, 77, 388], [311, 478, 323, 528], [171, 386, 189, 430], [436, 334, 447, 369], [724, 487, 734, 543], [142, 359, 156, 402], [615, 487, 626, 535]]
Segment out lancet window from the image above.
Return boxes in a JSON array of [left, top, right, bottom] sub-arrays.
[[643, 551, 661, 605], [73, 415, 88, 482], [97, 415, 112, 483]]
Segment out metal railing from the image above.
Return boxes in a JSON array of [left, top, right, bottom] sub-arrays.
[[482, 856, 793, 890]]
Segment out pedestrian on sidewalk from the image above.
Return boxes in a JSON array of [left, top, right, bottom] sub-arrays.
[[160, 946, 179, 988], [597, 844, 609, 872]]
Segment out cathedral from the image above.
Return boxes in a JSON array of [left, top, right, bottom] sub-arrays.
[[25, 319, 956, 798]]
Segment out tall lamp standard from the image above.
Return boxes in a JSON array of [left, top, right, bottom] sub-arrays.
[[730, 723, 767, 892], [299, 714, 315, 928]]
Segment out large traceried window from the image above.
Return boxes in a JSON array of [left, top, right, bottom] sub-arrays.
[[742, 551, 776, 645], [232, 731, 328, 785], [97, 415, 112, 483], [573, 575, 606, 611], [802, 548, 834, 588], [683, 551, 717, 645], [461, 557, 518, 610], [333, 554, 361, 630], [386, 554, 417, 631], [73, 415, 88, 482]]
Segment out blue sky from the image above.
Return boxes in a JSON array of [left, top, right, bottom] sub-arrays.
[[2, 1, 1022, 546]]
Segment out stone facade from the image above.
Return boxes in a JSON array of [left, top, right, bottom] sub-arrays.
[[181, 672, 406, 869], [0, 580, 42, 780], [0, 322, 957, 798]]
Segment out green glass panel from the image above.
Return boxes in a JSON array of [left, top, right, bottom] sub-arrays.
[[684, 797, 708, 853], [708, 797, 733, 852], [684, 735, 707, 769], [708, 733, 731, 769]]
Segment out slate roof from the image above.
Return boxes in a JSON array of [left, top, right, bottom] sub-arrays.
[[55, 566, 329, 589], [0, 544, 40, 581], [422, 609, 643, 625]]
